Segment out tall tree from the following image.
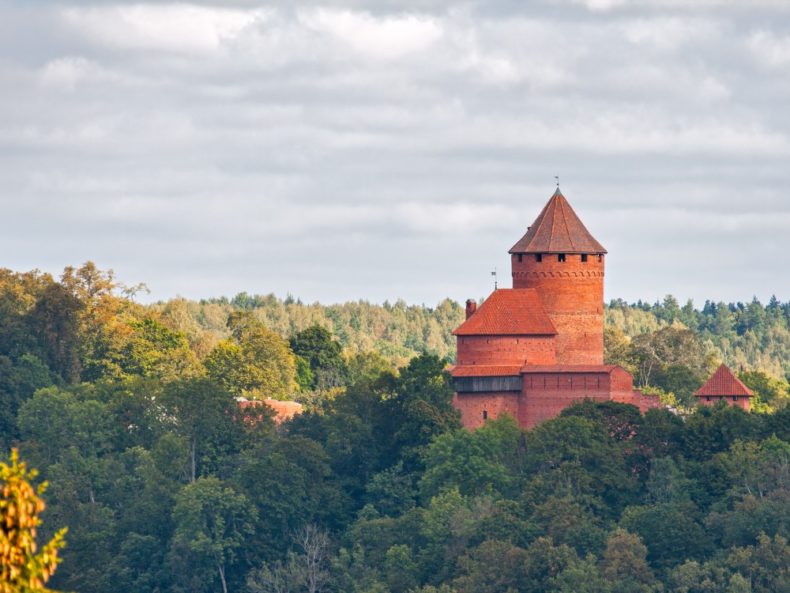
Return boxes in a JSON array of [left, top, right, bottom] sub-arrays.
[[171, 477, 257, 593], [205, 312, 296, 400], [290, 325, 347, 390]]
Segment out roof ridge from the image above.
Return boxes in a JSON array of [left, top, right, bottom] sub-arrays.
[[557, 194, 575, 251]]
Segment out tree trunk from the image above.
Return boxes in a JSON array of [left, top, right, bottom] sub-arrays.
[[218, 563, 228, 593], [191, 437, 197, 483]]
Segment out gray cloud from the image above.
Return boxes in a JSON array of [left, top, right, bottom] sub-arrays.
[[0, 1, 789, 307]]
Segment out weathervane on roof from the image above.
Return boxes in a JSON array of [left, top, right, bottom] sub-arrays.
[[555, 175, 560, 189], [491, 268, 498, 290]]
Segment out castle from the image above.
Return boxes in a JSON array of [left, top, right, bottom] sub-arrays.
[[450, 188, 660, 430]]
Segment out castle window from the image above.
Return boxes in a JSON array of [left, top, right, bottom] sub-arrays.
[[732, 396, 737, 401], [706, 397, 711, 402], [482, 410, 488, 420], [581, 254, 588, 263], [535, 254, 543, 262], [558, 253, 566, 262], [598, 254, 603, 262], [518, 254, 523, 263]]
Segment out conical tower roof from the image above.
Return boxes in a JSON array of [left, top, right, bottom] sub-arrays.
[[695, 364, 754, 398], [509, 189, 607, 254]]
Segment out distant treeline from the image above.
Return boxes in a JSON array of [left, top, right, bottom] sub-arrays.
[[150, 292, 790, 375], [147, 290, 790, 410]]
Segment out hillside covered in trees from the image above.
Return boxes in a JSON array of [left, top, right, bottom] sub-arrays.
[[1, 264, 790, 593], [148, 288, 790, 411]]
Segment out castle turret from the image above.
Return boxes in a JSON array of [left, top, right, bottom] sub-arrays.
[[509, 189, 607, 365]]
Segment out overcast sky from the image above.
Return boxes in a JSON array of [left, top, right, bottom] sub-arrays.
[[1, 0, 789, 306]]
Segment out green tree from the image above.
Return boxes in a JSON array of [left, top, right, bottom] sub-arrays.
[[171, 477, 257, 593], [420, 416, 520, 500], [205, 313, 296, 400], [601, 529, 657, 593], [739, 370, 789, 410], [620, 503, 712, 570], [453, 539, 527, 593], [387, 353, 460, 471], [160, 378, 249, 483], [726, 533, 790, 593], [631, 327, 706, 388], [290, 325, 347, 390]]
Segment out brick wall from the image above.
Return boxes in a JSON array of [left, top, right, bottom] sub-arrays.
[[511, 252, 604, 365], [697, 395, 751, 411], [454, 392, 520, 430], [456, 335, 556, 366], [520, 371, 612, 428]]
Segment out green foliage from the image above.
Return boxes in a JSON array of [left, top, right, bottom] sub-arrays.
[[4, 265, 790, 593], [0, 449, 67, 593], [205, 313, 297, 400], [290, 325, 347, 390], [171, 477, 257, 593], [739, 370, 790, 410], [420, 416, 520, 500]]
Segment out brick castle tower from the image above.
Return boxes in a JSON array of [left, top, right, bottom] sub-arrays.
[[451, 189, 659, 430], [510, 189, 606, 365]]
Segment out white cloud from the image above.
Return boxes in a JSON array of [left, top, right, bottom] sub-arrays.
[[60, 4, 268, 53], [298, 8, 442, 59], [39, 56, 95, 89], [2, 1, 790, 304], [570, 0, 790, 10], [748, 30, 790, 68], [621, 17, 718, 51]]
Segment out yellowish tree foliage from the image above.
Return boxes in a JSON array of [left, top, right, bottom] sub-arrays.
[[1, 449, 66, 593]]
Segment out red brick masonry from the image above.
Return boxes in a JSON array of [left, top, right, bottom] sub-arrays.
[[451, 189, 661, 430]]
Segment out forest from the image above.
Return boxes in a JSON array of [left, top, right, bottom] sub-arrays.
[[1, 263, 789, 593]]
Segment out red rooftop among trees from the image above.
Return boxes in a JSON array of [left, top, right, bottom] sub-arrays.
[[694, 364, 754, 410]]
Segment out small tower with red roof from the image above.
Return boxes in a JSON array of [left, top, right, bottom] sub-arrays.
[[694, 364, 754, 410]]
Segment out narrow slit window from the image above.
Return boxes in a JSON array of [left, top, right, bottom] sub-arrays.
[[482, 410, 488, 420], [598, 254, 603, 262], [581, 254, 588, 263], [517, 254, 523, 263], [535, 254, 543, 262], [558, 253, 566, 262]]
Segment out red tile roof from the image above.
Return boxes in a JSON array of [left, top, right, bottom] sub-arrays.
[[450, 365, 523, 377], [509, 189, 607, 254], [694, 364, 754, 398], [238, 398, 304, 423], [521, 364, 619, 374], [453, 289, 557, 336]]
